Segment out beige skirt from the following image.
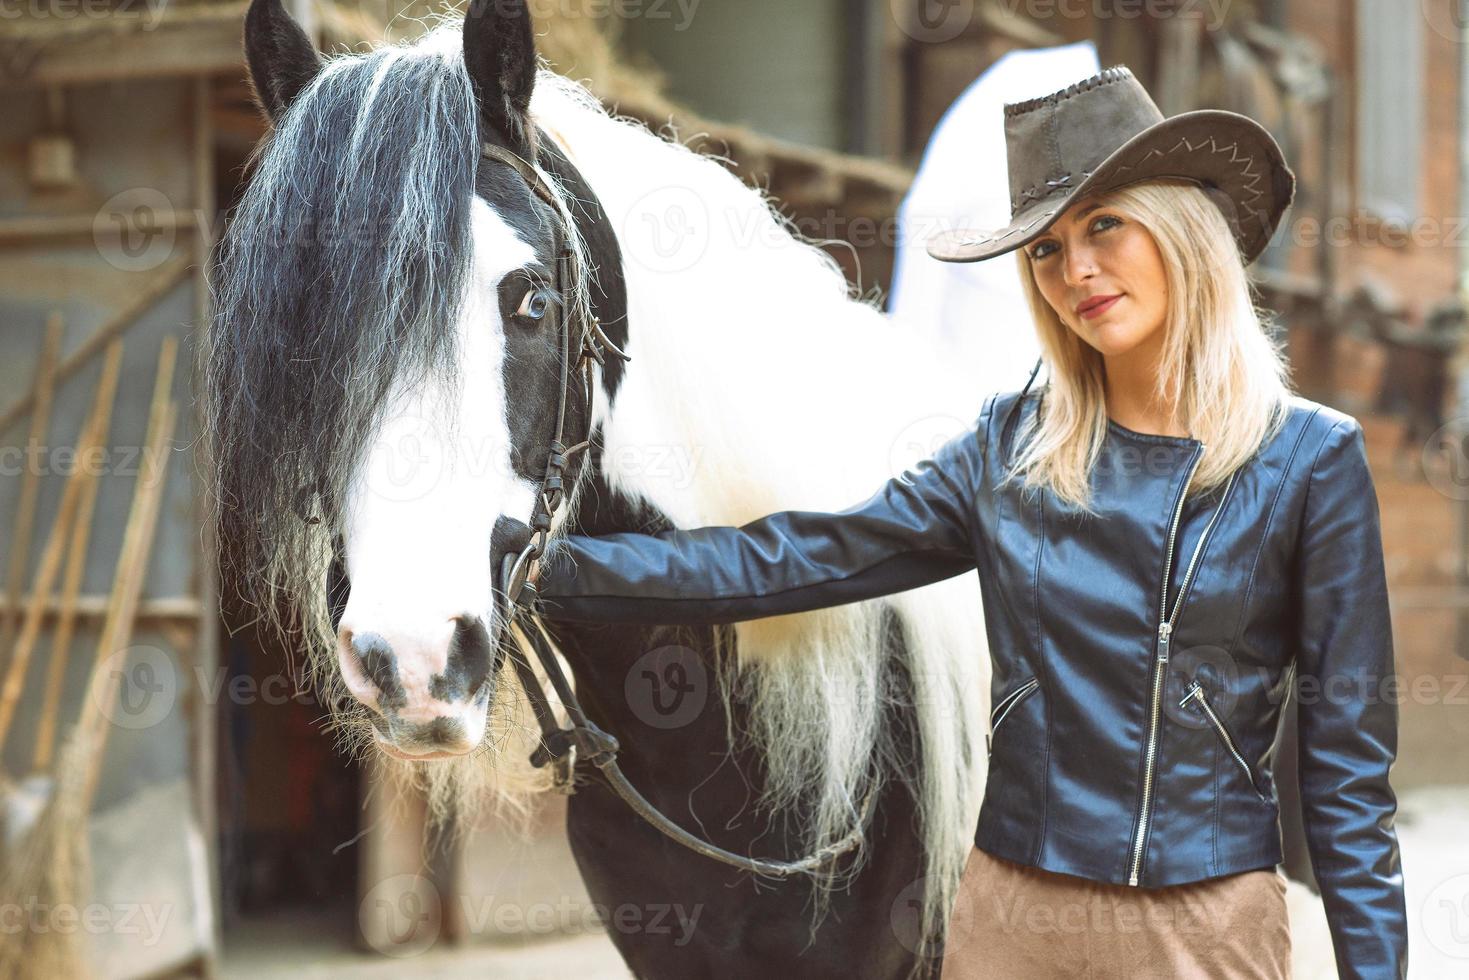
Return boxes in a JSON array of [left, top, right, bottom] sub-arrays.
[[940, 846, 1292, 979]]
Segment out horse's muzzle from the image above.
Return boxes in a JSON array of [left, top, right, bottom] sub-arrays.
[[336, 615, 498, 757]]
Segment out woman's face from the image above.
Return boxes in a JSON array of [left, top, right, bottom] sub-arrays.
[[1023, 195, 1169, 359]]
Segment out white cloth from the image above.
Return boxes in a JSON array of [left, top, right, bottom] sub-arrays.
[[888, 42, 1101, 409]]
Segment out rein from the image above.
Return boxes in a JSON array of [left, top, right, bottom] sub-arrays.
[[463, 143, 876, 878]]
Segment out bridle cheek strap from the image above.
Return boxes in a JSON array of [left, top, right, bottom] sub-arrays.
[[480, 141, 628, 607]]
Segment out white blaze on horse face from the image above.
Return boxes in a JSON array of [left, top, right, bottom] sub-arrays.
[[335, 200, 539, 747]]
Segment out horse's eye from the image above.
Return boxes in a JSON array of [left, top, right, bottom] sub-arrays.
[[517, 288, 552, 321]]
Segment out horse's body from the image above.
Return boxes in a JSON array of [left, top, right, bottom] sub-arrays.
[[210, 5, 989, 977], [549, 585, 931, 977]]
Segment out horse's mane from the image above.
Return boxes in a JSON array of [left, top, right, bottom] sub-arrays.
[[206, 34, 479, 666], [530, 68, 987, 957]]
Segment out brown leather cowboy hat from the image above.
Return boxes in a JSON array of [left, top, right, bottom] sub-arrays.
[[925, 65, 1295, 265]]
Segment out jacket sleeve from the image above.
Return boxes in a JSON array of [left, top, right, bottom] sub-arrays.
[[1292, 416, 1408, 980], [532, 399, 992, 625]]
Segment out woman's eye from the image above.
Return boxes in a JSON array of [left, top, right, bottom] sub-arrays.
[[1029, 215, 1119, 260], [516, 288, 552, 320]]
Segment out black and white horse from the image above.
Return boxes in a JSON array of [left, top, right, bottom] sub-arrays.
[[207, 3, 988, 976]]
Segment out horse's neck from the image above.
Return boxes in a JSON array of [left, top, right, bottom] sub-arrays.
[[540, 74, 976, 550]]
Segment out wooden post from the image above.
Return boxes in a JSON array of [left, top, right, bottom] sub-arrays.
[[1155, 8, 1204, 116], [190, 72, 226, 975], [358, 762, 442, 957]]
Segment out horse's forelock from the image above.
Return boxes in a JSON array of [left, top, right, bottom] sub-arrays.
[[207, 33, 482, 653]]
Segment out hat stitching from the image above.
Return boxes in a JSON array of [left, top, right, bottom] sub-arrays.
[[954, 207, 1058, 248], [1003, 66, 1134, 119], [961, 135, 1275, 253], [1012, 174, 1074, 210], [1009, 134, 1272, 221], [1108, 137, 1267, 210], [1045, 111, 1064, 203]]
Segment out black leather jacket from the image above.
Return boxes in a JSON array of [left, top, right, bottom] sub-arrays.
[[536, 387, 1408, 979]]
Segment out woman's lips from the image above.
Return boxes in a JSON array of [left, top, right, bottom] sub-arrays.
[[1077, 294, 1122, 320]]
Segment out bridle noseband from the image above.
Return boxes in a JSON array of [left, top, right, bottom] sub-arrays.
[[462, 143, 874, 878]]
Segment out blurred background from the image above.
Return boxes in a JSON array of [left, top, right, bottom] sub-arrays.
[[2, 0, 1468, 976]]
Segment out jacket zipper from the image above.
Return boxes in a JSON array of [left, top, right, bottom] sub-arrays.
[[986, 677, 1039, 756], [1127, 451, 1237, 886], [1179, 679, 1270, 803]]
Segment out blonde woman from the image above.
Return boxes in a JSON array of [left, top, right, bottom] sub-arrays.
[[531, 68, 1407, 979]]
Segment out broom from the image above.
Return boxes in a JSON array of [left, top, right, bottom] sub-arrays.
[[0, 341, 121, 868], [0, 340, 175, 980], [30, 338, 126, 776], [0, 341, 121, 760], [31, 380, 111, 776], [0, 316, 63, 661]]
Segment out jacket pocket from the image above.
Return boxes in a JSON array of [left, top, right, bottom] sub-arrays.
[[986, 676, 1039, 757], [1179, 679, 1269, 803]]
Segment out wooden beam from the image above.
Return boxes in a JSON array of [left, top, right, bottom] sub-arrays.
[[3, 6, 248, 89], [775, 161, 848, 209], [1251, 266, 1327, 301], [0, 212, 198, 244], [977, 4, 1064, 48], [0, 596, 205, 623]]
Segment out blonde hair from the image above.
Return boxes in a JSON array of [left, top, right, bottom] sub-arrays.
[[1005, 178, 1293, 514]]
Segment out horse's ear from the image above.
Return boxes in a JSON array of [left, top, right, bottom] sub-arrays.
[[244, 0, 323, 123], [463, 0, 538, 157]]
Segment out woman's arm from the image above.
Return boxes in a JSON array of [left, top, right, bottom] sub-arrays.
[[1292, 416, 1408, 980], [532, 398, 994, 625]]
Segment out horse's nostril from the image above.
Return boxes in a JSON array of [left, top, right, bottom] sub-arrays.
[[435, 615, 495, 702], [353, 632, 398, 688], [337, 629, 406, 712]]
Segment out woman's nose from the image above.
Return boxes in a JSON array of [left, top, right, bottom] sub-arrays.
[[1062, 245, 1098, 288]]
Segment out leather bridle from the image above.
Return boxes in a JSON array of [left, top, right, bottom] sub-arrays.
[[480, 141, 624, 608], [484, 141, 872, 878]]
